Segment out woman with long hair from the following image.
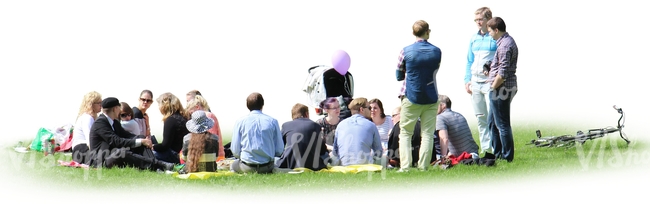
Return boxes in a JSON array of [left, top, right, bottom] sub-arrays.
[[71, 91, 102, 164], [181, 110, 220, 173], [186, 95, 225, 161], [153, 92, 190, 164], [315, 97, 341, 151]]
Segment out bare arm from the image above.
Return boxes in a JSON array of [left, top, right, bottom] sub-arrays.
[[438, 130, 449, 157]]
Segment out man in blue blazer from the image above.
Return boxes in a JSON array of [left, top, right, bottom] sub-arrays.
[[276, 103, 329, 171]]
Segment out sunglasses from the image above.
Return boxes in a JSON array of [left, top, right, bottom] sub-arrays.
[[140, 98, 153, 103], [120, 113, 131, 118]]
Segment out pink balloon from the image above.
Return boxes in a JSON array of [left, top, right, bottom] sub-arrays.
[[331, 50, 351, 75]]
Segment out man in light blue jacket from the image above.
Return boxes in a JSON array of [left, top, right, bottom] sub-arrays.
[[464, 7, 498, 159]]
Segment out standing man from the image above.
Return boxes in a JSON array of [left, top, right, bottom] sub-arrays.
[[230, 92, 284, 174], [464, 7, 498, 159], [332, 97, 382, 166], [486, 17, 518, 162], [395, 20, 442, 171]]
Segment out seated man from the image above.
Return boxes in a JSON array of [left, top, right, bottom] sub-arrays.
[[436, 95, 479, 158], [276, 103, 328, 171], [332, 97, 382, 166], [230, 92, 284, 174], [88, 97, 174, 171], [387, 106, 440, 168]]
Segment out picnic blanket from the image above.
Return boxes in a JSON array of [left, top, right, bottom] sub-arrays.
[[171, 164, 384, 180], [171, 171, 238, 179], [58, 160, 90, 169]]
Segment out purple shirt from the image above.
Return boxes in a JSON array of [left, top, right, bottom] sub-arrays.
[[487, 32, 518, 88]]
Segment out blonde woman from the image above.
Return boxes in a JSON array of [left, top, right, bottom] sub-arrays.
[[186, 95, 225, 161], [154, 92, 190, 164], [71, 91, 102, 164]]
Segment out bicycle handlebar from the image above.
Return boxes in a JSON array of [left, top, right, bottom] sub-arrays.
[[613, 105, 623, 114]]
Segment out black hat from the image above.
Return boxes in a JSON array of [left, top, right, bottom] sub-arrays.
[[102, 97, 120, 108]]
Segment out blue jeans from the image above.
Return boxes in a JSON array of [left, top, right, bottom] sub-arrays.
[[153, 149, 180, 164], [487, 86, 517, 162]]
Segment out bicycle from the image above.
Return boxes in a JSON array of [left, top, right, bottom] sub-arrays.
[[529, 105, 630, 148]]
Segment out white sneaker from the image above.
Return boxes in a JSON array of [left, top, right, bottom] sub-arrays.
[[396, 168, 409, 173]]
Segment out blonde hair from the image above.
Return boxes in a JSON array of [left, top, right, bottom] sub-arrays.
[[475, 7, 492, 20], [186, 95, 211, 113], [77, 91, 102, 120], [157, 92, 187, 121], [348, 97, 368, 112]]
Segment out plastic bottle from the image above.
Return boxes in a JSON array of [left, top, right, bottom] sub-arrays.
[[43, 138, 50, 156], [49, 138, 56, 155]]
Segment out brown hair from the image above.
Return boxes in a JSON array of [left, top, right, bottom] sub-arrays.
[[140, 89, 153, 98], [291, 103, 309, 120], [157, 92, 188, 121], [246, 92, 264, 111], [475, 7, 492, 20], [348, 97, 368, 112], [487, 17, 506, 32], [369, 98, 386, 118], [412, 20, 430, 37], [186, 132, 213, 173], [120, 102, 134, 117]]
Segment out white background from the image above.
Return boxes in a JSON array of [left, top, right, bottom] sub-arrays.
[[0, 0, 646, 202]]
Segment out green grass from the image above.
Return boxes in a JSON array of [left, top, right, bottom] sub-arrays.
[[3, 124, 646, 193]]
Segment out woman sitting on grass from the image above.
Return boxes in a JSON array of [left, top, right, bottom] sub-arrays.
[[181, 110, 220, 173], [119, 102, 141, 135], [186, 95, 225, 161], [154, 92, 190, 164], [71, 91, 102, 164]]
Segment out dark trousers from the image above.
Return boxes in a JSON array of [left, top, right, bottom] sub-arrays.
[[153, 149, 180, 164], [103, 145, 159, 170], [487, 87, 517, 162], [72, 144, 90, 165]]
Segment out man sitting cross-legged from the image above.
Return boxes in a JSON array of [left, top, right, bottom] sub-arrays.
[[87, 97, 174, 171], [332, 97, 383, 166], [276, 103, 329, 171], [230, 92, 284, 174]]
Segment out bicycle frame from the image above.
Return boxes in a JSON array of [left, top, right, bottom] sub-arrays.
[[531, 105, 629, 147]]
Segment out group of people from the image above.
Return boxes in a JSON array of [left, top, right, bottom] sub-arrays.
[[70, 89, 225, 173], [66, 6, 518, 174], [392, 6, 518, 173]]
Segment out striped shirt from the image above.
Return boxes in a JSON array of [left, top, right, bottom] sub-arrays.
[[436, 108, 478, 156], [487, 32, 518, 89]]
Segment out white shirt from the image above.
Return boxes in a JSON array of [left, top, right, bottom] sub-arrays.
[[72, 113, 94, 148]]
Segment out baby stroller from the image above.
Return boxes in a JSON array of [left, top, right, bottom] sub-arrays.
[[302, 65, 354, 120]]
